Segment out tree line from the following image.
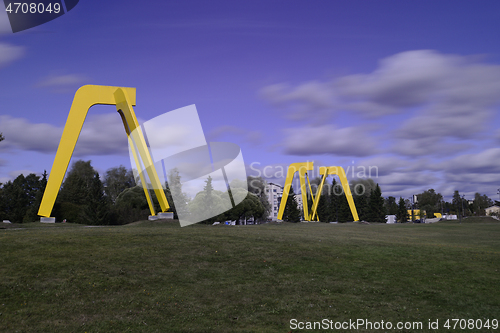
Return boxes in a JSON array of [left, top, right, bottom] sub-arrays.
[[280, 178, 387, 223], [0, 156, 495, 224], [280, 182, 496, 223], [0, 160, 271, 224], [383, 189, 495, 222]]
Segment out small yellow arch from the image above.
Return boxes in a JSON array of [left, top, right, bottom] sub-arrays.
[[277, 162, 359, 222]]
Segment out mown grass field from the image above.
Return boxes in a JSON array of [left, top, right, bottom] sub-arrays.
[[1, 217, 499, 332]]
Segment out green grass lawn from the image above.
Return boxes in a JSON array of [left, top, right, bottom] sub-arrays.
[[1, 218, 499, 332]]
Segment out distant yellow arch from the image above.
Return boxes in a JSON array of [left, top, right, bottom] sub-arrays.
[[277, 162, 359, 222], [38, 85, 169, 218]]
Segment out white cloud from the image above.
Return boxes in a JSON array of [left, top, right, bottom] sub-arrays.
[[354, 155, 418, 177], [337, 50, 460, 111], [377, 171, 439, 187], [261, 50, 500, 158], [0, 10, 12, 34], [74, 114, 130, 156], [445, 172, 500, 185], [282, 125, 378, 157], [0, 43, 23, 67], [495, 128, 500, 143], [391, 138, 472, 157], [258, 50, 500, 201], [0, 114, 130, 156], [260, 82, 335, 121], [37, 74, 89, 93], [373, 148, 500, 199], [436, 148, 500, 174], [208, 125, 262, 145], [0, 116, 62, 153]]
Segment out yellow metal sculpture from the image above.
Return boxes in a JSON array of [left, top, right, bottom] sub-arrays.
[[277, 162, 359, 222], [38, 85, 170, 218]]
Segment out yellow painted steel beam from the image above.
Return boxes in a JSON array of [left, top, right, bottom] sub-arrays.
[[305, 172, 320, 221], [38, 85, 169, 218], [116, 102, 157, 216], [310, 168, 328, 221], [318, 166, 359, 221], [114, 88, 169, 214], [277, 162, 313, 221]]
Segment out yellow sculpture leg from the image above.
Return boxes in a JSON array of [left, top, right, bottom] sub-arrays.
[[277, 162, 359, 222], [38, 85, 169, 218], [311, 166, 359, 221], [116, 110, 156, 216], [114, 88, 169, 214], [310, 169, 328, 221], [277, 162, 313, 221], [305, 173, 320, 221]]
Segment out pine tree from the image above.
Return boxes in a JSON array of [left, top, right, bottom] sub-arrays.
[[396, 197, 408, 223], [367, 184, 386, 222], [201, 175, 216, 223], [282, 186, 301, 222], [331, 179, 354, 222], [354, 194, 368, 221], [316, 194, 329, 222], [166, 168, 189, 219], [58, 160, 95, 205], [337, 193, 353, 222], [203, 175, 214, 208], [452, 190, 461, 215], [330, 179, 339, 222], [83, 173, 110, 225]]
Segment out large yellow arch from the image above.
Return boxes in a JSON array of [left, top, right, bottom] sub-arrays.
[[38, 85, 169, 218]]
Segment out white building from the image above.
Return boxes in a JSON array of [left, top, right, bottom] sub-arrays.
[[485, 205, 500, 216], [386, 215, 396, 223], [265, 183, 303, 221], [266, 183, 283, 221], [295, 194, 303, 212]]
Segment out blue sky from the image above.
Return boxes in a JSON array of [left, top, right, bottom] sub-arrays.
[[1, 1, 500, 201]]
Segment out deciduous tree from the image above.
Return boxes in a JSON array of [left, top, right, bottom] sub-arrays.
[[247, 176, 271, 218], [103, 165, 134, 203], [1, 173, 43, 223], [416, 189, 443, 218], [224, 192, 266, 224], [24, 170, 48, 222], [384, 196, 398, 215]]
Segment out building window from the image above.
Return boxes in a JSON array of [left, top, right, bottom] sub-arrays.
[[273, 189, 277, 192]]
